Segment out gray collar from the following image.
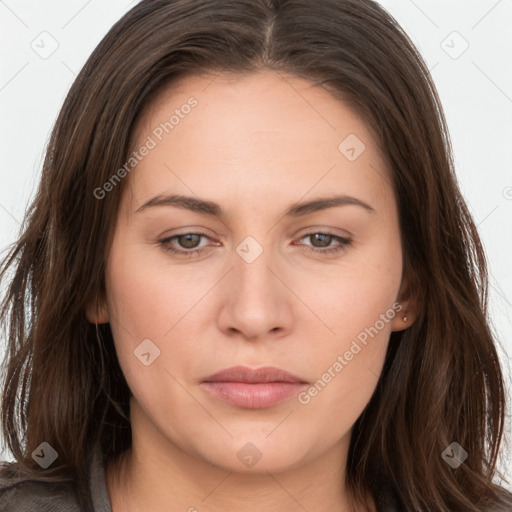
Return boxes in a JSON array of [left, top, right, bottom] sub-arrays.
[[88, 444, 113, 512]]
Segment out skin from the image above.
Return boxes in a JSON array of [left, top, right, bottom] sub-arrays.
[[87, 70, 416, 512]]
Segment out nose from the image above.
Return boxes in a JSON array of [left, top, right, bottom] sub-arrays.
[[217, 244, 294, 342]]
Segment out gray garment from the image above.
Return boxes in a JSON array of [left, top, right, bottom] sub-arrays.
[[0, 447, 112, 512], [0, 446, 401, 511]]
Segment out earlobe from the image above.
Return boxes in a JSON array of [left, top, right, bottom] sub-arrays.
[[391, 272, 419, 331], [391, 306, 414, 332], [85, 296, 109, 324]]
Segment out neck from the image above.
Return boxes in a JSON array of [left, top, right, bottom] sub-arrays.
[[106, 404, 375, 512]]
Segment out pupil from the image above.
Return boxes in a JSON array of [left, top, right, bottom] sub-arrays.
[[312, 234, 331, 247], [180, 234, 200, 248]]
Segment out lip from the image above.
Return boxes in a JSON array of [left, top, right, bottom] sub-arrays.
[[200, 366, 309, 409]]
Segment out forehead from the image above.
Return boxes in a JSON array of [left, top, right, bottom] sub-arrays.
[[124, 70, 392, 215]]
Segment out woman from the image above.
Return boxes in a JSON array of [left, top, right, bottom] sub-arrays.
[[1, 0, 511, 510]]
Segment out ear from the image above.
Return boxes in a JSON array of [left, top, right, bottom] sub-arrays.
[[391, 270, 419, 332], [85, 294, 109, 325]]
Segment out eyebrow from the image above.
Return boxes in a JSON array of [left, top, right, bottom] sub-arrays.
[[135, 193, 375, 217]]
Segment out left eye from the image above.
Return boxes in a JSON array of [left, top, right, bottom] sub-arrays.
[[296, 232, 352, 255], [159, 231, 352, 257], [159, 232, 211, 256]]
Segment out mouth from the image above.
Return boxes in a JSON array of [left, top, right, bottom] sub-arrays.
[[200, 365, 309, 409]]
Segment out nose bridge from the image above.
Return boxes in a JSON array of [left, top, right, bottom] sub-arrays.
[[232, 233, 280, 302], [217, 233, 292, 339]]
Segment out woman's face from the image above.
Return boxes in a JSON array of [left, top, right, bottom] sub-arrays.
[[92, 70, 411, 474]]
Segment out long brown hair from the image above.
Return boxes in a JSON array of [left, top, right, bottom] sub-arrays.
[[1, 0, 511, 510]]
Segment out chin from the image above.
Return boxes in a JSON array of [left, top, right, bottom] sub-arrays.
[[190, 435, 311, 475]]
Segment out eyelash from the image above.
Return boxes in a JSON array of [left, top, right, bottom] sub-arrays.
[[158, 231, 352, 258]]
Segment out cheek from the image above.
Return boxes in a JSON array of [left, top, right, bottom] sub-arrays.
[[104, 237, 184, 373], [106, 261, 170, 342], [104, 234, 220, 396], [105, 234, 205, 339], [295, 290, 397, 443], [298, 238, 402, 340], [295, 239, 402, 412]]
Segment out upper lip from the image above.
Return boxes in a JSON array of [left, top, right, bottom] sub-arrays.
[[202, 366, 308, 384]]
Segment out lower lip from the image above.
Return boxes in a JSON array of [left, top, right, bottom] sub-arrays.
[[200, 381, 307, 409]]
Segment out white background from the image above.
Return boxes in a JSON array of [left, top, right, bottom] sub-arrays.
[[0, 0, 511, 481]]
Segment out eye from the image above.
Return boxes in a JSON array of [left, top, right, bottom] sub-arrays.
[[159, 232, 214, 258], [296, 231, 352, 255]]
